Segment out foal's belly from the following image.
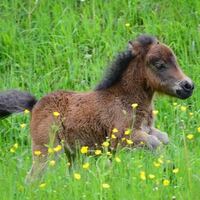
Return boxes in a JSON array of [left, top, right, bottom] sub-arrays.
[[62, 126, 106, 149], [62, 110, 107, 149]]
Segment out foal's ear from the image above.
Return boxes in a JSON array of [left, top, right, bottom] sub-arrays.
[[127, 40, 141, 56], [128, 41, 134, 50]]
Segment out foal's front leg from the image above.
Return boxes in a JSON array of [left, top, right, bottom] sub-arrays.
[[131, 129, 161, 150], [149, 127, 169, 145], [146, 111, 169, 145]]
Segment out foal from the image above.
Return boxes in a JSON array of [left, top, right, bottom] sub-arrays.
[[0, 35, 194, 182]]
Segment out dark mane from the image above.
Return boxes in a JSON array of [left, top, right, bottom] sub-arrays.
[[95, 50, 133, 90], [95, 35, 156, 91]]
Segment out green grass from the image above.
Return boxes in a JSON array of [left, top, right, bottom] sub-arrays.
[[0, 0, 200, 199]]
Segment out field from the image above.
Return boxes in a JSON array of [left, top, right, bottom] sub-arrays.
[[0, 0, 200, 199]]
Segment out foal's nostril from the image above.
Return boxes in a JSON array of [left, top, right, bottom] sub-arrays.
[[185, 82, 192, 89], [181, 81, 194, 91]]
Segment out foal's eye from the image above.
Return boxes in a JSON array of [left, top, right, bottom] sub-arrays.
[[155, 63, 166, 70]]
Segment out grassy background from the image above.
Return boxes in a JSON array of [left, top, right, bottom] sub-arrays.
[[0, 0, 200, 199]]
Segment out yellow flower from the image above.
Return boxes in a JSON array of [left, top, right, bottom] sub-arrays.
[[186, 134, 194, 140], [189, 112, 194, 117], [10, 143, 18, 153], [140, 141, 144, 145], [53, 145, 62, 152], [163, 179, 170, 186], [152, 110, 159, 115], [13, 143, 19, 149], [82, 162, 90, 170], [124, 129, 131, 135], [173, 102, 177, 106], [121, 137, 126, 141], [95, 150, 102, 155], [80, 146, 88, 154], [115, 157, 121, 163], [131, 103, 138, 109], [153, 161, 161, 168], [102, 183, 110, 189], [140, 171, 146, 180], [49, 160, 56, 166], [24, 109, 30, 114], [48, 147, 54, 154], [102, 141, 109, 147], [172, 168, 179, 174], [74, 173, 81, 180], [20, 123, 26, 128], [180, 106, 187, 112], [39, 183, 46, 188], [125, 23, 130, 27], [34, 150, 42, 156], [148, 174, 155, 179], [53, 111, 60, 117], [126, 139, 133, 145], [112, 128, 118, 133], [158, 158, 163, 164], [197, 127, 200, 133], [111, 134, 116, 139], [106, 151, 112, 156], [10, 147, 15, 153]]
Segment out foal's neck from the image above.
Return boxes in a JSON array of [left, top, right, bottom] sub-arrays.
[[107, 59, 154, 108]]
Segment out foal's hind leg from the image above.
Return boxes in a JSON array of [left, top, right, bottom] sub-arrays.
[[25, 144, 48, 184], [26, 138, 63, 184]]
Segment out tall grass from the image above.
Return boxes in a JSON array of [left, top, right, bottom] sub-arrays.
[[0, 0, 200, 199]]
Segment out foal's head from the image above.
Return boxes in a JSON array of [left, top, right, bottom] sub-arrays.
[[129, 35, 194, 99]]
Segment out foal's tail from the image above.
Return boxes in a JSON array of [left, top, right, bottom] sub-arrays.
[[0, 90, 37, 118]]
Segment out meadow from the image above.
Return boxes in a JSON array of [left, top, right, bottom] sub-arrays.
[[0, 0, 200, 199]]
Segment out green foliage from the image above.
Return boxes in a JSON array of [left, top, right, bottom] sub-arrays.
[[0, 0, 200, 199]]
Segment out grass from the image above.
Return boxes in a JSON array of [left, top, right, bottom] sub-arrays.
[[0, 0, 200, 199]]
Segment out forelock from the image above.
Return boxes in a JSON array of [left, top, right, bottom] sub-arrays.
[[137, 35, 157, 47]]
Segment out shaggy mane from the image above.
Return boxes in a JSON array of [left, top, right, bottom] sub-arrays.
[[95, 35, 156, 91], [95, 50, 133, 90]]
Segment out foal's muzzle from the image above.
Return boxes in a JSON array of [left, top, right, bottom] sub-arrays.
[[176, 79, 194, 99]]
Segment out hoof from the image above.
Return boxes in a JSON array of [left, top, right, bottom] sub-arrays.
[[25, 173, 35, 185], [151, 131, 169, 145], [157, 132, 169, 145], [146, 135, 162, 150]]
